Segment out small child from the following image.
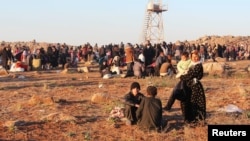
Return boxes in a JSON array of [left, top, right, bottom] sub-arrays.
[[175, 52, 191, 78]]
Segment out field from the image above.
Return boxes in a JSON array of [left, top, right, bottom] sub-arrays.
[[0, 60, 250, 141]]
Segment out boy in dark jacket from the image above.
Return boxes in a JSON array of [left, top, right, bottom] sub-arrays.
[[136, 86, 163, 132], [123, 82, 144, 125]]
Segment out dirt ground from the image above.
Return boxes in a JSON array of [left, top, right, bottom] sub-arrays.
[[0, 60, 250, 141]]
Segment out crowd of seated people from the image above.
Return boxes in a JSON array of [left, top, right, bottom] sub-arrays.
[[1, 41, 249, 75]]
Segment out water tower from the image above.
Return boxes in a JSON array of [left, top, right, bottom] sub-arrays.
[[142, 0, 167, 44]]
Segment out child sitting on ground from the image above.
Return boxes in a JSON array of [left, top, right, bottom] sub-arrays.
[[136, 85, 163, 132]]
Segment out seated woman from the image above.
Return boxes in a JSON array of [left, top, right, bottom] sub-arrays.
[[133, 58, 145, 79]]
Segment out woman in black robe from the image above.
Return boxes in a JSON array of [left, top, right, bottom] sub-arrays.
[[179, 50, 206, 124]]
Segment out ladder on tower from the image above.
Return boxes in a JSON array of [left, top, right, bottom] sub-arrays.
[[143, 9, 150, 42], [141, 0, 167, 44]]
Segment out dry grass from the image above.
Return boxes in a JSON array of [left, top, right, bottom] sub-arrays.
[[0, 61, 250, 141]]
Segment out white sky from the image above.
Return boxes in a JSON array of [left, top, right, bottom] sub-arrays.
[[0, 0, 249, 46]]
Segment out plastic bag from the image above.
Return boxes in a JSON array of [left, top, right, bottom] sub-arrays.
[[224, 104, 243, 113]]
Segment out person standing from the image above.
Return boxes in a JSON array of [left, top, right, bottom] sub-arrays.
[[124, 43, 134, 77], [1, 47, 12, 70], [0, 47, 9, 70], [179, 50, 206, 125], [123, 82, 144, 125], [143, 40, 155, 69]]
